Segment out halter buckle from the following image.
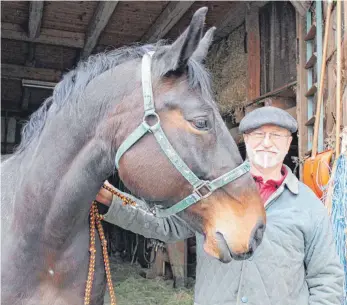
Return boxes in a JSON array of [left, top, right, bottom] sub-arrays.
[[194, 181, 213, 200]]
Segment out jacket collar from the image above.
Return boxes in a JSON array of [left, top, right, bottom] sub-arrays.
[[282, 165, 299, 195]]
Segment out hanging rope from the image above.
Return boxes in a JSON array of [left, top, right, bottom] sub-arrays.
[[84, 185, 136, 305]]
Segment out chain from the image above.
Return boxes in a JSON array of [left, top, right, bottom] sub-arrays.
[[84, 184, 136, 305]]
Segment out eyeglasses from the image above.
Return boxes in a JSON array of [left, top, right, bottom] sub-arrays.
[[247, 131, 291, 142]]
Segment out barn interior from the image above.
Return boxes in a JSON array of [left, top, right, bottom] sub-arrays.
[[1, 1, 346, 304]]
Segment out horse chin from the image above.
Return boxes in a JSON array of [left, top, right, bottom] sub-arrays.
[[229, 250, 254, 261], [208, 232, 257, 263], [216, 246, 254, 263]]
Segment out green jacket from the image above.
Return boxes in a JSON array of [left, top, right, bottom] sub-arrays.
[[103, 167, 344, 305]]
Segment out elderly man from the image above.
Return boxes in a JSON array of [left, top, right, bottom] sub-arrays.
[[97, 106, 343, 305]]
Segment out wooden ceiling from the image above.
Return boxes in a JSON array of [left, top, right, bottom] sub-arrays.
[[1, 1, 267, 116], [1, 1, 310, 116]]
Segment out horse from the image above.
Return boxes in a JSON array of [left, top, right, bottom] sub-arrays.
[[1, 7, 266, 305]]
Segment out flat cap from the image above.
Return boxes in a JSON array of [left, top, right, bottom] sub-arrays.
[[239, 106, 298, 133]]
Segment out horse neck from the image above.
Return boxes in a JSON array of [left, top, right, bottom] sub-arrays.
[[12, 104, 114, 250], [10, 59, 142, 250]]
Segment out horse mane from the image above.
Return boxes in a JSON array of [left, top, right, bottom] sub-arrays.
[[14, 42, 213, 155]]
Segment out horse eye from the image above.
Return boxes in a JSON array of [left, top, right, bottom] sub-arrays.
[[192, 119, 209, 130]]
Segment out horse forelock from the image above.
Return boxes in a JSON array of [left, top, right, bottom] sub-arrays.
[[13, 42, 214, 156]]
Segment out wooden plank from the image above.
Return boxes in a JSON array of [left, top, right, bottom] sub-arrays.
[[342, 1, 347, 128], [2, 64, 62, 82], [166, 240, 187, 288], [286, 106, 297, 120], [145, 247, 167, 279], [246, 81, 297, 107], [81, 1, 119, 59], [1, 117, 6, 143], [304, 22, 316, 41], [1, 110, 32, 119], [216, 2, 268, 41], [290, 1, 311, 17], [305, 116, 316, 126], [305, 83, 317, 97], [304, 52, 317, 69], [295, 13, 308, 180], [25, 42, 36, 67], [343, 89, 347, 128], [28, 1, 44, 39], [269, 2, 276, 91], [325, 4, 337, 139], [263, 97, 296, 109], [1, 22, 85, 48], [21, 88, 30, 111], [2, 143, 17, 155], [246, 6, 261, 100], [306, 10, 314, 152], [7, 117, 17, 144], [141, 2, 194, 43]]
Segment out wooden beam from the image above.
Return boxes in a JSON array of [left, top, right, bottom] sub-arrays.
[[215, 1, 267, 41], [1, 110, 33, 119], [166, 241, 187, 288], [295, 13, 308, 180], [2, 23, 85, 48], [343, 1, 347, 128], [1, 64, 62, 82], [245, 6, 261, 100], [28, 1, 44, 39], [6, 117, 17, 144], [21, 88, 30, 111], [25, 43, 36, 67], [246, 81, 297, 107], [145, 247, 168, 279], [141, 1, 194, 43], [263, 97, 296, 110], [81, 1, 119, 59], [290, 1, 311, 17], [1, 117, 6, 143]]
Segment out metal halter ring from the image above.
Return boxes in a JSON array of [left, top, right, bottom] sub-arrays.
[[143, 112, 160, 132]]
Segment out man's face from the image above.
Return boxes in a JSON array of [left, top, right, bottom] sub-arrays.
[[243, 124, 292, 169]]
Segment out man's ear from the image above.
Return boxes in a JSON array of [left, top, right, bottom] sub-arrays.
[[243, 134, 248, 144]]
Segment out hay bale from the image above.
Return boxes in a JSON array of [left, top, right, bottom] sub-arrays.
[[206, 25, 248, 116]]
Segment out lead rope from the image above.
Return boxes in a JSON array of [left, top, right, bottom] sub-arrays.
[[84, 185, 136, 305]]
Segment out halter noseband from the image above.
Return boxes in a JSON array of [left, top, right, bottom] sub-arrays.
[[115, 52, 250, 218]]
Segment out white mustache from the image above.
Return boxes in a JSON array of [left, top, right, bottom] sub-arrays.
[[254, 150, 279, 154]]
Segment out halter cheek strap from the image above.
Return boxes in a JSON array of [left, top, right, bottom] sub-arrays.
[[115, 52, 250, 217]]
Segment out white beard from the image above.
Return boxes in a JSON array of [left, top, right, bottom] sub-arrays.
[[246, 143, 286, 169]]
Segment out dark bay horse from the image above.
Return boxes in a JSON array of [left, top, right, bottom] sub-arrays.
[[1, 8, 266, 305]]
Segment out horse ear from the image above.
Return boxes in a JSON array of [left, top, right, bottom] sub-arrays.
[[191, 27, 216, 63], [154, 7, 208, 75]]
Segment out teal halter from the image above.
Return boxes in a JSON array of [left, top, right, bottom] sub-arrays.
[[115, 52, 250, 218]]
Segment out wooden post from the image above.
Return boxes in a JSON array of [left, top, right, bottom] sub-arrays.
[[246, 7, 261, 100], [166, 240, 187, 288], [296, 13, 308, 180], [343, 1, 347, 128], [145, 247, 168, 279]]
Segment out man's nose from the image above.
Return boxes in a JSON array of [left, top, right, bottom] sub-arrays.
[[262, 133, 272, 147]]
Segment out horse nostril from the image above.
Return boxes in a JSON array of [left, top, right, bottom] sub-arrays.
[[215, 232, 232, 263], [215, 232, 229, 253], [249, 220, 265, 251]]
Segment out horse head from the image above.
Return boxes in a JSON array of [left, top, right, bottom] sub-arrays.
[[92, 7, 266, 262]]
